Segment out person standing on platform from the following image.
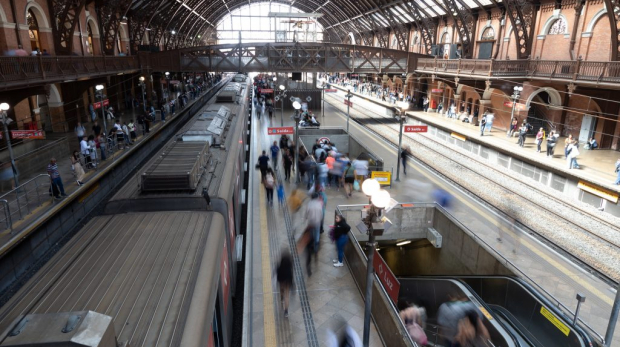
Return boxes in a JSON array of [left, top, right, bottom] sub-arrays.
[[401, 146, 410, 176], [564, 134, 574, 159], [614, 159, 620, 185], [546, 131, 557, 157], [92, 121, 101, 138], [257, 150, 270, 181], [276, 250, 293, 317], [517, 122, 528, 147], [331, 214, 350, 267], [352, 158, 368, 186], [535, 128, 544, 153], [270, 141, 280, 170], [423, 97, 429, 112], [485, 112, 494, 133], [75, 122, 85, 144], [325, 153, 335, 187], [279, 134, 290, 154], [507, 118, 518, 138], [342, 162, 356, 197], [567, 140, 580, 169], [70, 151, 85, 186], [97, 133, 107, 161], [47, 158, 67, 199], [479, 113, 487, 136]]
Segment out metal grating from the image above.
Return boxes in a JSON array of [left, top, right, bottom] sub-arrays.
[[141, 142, 209, 191]]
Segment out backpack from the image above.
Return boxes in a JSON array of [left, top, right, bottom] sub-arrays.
[[264, 174, 274, 188]]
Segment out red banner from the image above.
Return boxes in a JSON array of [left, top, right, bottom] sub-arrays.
[[10, 130, 45, 139], [93, 99, 110, 109], [503, 101, 527, 111], [404, 125, 428, 133], [268, 126, 294, 135], [431, 89, 444, 93], [324, 89, 338, 93], [344, 100, 353, 107], [261, 89, 274, 94], [373, 249, 400, 303]]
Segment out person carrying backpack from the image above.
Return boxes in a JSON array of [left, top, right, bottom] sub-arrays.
[[264, 168, 275, 205]]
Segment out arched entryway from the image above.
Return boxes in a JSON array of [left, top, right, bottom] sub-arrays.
[[27, 9, 41, 51]]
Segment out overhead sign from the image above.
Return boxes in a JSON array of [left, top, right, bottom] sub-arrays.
[[268, 126, 294, 135], [261, 89, 274, 94], [344, 100, 353, 107], [431, 89, 444, 93], [404, 125, 428, 133], [93, 99, 110, 109], [503, 101, 527, 111], [373, 249, 400, 304], [10, 130, 45, 139], [324, 89, 338, 93], [370, 171, 391, 186]]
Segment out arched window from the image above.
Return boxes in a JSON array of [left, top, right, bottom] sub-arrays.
[[481, 27, 495, 40], [86, 23, 94, 54], [548, 18, 567, 35], [27, 9, 41, 51]]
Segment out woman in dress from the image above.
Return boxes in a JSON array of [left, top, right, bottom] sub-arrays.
[[70, 151, 85, 186]]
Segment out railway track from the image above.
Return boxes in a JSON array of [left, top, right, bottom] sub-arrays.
[[324, 92, 620, 283]]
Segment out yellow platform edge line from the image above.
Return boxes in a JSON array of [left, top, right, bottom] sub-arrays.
[[259, 184, 278, 346]]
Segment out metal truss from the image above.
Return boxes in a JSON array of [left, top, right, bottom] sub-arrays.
[[441, 0, 477, 58], [127, 0, 167, 54], [502, 0, 537, 59], [399, 2, 437, 55], [148, 42, 426, 74], [48, 0, 87, 55], [95, 0, 133, 55]]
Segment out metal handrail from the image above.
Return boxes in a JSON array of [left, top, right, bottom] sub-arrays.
[[0, 174, 51, 232], [336, 202, 605, 344]]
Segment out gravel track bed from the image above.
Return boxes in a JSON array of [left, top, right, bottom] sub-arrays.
[[325, 94, 620, 282]]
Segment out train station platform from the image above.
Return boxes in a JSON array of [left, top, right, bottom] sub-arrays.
[[328, 83, 620, 194], [244, 90, 619, 346]]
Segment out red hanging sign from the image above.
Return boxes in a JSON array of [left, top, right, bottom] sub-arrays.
[[324, 89, 338, 93], [261, 89, 274, 94], [344, 100, 353, 107], [373, 249, 400, 303], [503, 101, 527, 111], [431, 89, 444, 93], [10, 130, 45, 139], [93, 99, 110, 109], [268, 127, 294, 135], [404, 125, 428, 133]]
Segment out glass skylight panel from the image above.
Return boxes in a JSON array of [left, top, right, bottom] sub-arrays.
[[461, 0, 480, 9]]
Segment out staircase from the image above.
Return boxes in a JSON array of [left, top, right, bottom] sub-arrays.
[[526, 103, 554, 135]]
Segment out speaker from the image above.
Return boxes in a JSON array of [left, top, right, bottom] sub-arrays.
[[292, 72, 302, 81]]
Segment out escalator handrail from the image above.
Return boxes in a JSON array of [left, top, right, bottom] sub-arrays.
[[458, 275, 597, 347], [489, 304, 540, 347], [399, 277, 519, 347]]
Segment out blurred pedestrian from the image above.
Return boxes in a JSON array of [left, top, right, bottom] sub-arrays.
[[264, 168, 275, 206], [326, 320, 362, 347], [567, 140, 580, 169], [70, 151, 85, 186], [270, 141, 280, 170], [257, 150, 270, 181], [401, 146, 409, 176], [306, 192, 323, 253], [277, 180, 285, 208], [283, 148, 293, 181], [546, 130, 558, 157], [535, 127, 544, 153], [452, 310, 490, 347], [276, 250, 293, 317], [47, 158, 67, 199], [614, 159, 620, 185], [342, 162, 356, 197], [331, 214, 350, 267], [437, 293, 481, 346], [288, 188, 304, 233], [400, 304, 428, 345]]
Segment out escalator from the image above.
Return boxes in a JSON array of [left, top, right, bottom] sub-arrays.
[[399, 276, 594, 347]]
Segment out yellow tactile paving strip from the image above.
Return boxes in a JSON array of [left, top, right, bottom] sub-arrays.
[[258, 139, 278, 347]]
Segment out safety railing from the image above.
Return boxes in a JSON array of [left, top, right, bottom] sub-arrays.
[[416, 58, 620, 84], [336, 202, 605, 345], [0, 56, 139, 90], [0, 174, 52, 232]]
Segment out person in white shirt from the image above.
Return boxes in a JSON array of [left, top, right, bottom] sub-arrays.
[[80, 136, 95, 168], [352, 159, 368, 185]]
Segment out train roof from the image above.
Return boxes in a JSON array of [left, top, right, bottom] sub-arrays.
[[0, 211, 226, 347]]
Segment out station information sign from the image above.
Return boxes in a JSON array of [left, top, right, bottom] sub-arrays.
[[10, 130, 46, 139], [268, 127, 294, 135], [373, 249, 400, 303], [324, 89, 338, 93], [404, 125, 428, 133], [93, 99, 110, 109], [344, 100, 353, 107]]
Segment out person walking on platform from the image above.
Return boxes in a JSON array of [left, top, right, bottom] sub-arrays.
[[546, 131, 558, 157], [614, 159, 620, 185], [306, 192, 323, 252], [342, 162, 356, 197], [566, 140, 580, 169], [277, 250, 293, 317], [288, 188, 304, 233], [47, 158, 67, 199], [479, 113, 487, 136], [270, 141, 280, 170], [70, 151, 85, 186], [517, 122, 528, 147], [564, 134, 573, 159], [257, 150, 270, 181], [535, 128, 544, 153], [264, 168, 275, 206], [507, 118, 518, 138], [331, 214, 350, 267], [401, 146, 409, 176], [283, 148, 293, 181], [74, 121, 86, 144]]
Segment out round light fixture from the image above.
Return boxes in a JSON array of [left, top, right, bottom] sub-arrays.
[[95, 85, 104, 91], [273, 77, 277, 81], [279, 85, 285, 91], [139, 76, 145, 82], [398, 101, 410, 110], [362, 179, 380, 197], [0, 103, 9, 111], [371, 189, 391, 209], [292, 101, 302, 110]]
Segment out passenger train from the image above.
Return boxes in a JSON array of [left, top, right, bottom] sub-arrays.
[[0, 78, 250, 347]]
